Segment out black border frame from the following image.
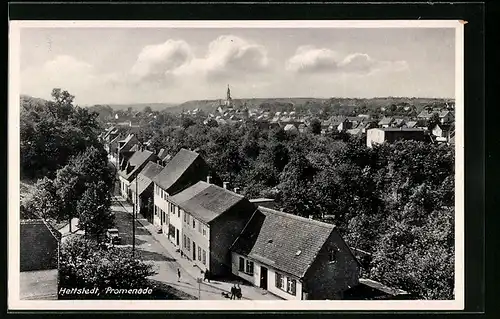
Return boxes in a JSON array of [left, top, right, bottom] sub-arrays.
[[6, 1, 487, 317]]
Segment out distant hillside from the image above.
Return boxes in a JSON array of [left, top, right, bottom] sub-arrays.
[[167, 97, 454, 115], [104, 102, 179, 112]]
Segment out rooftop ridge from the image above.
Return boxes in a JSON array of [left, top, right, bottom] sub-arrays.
[[258, 206, 336, 230], [204, 182, 246, 199]]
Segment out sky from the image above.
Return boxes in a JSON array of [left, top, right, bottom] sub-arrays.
[[19, 27, 456, 105]]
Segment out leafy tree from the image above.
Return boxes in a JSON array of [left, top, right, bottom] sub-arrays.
[[59, 237, 157, 297], [20, 89, 103, 179], [23, 177, 61, 220], [77, 184, 115, 241], [308, 118, 322, 135], [181, 117, 196, 129], [427, 112, 441, 130], [143, 106, 153, 114]]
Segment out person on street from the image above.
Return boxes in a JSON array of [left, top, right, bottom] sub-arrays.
[[230, 284, 237, 300], [204, 269, 211, 283], [236, 284, 242, 300], [177, 268, 181, 282]]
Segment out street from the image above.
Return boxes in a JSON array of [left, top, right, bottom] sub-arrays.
[[111, 196, 247, 300]]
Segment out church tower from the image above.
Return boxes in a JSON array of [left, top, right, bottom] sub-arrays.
[[225, 84, 233, 107]]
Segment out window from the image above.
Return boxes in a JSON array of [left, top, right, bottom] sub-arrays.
[[202, 226, 207, 237], [193, 219, 196, 229], [202, 250, 207, 265], [198, 247, 201, 261], [183, 235, 186, 248], [329, 247, 337, 263], [276, 273, 285, 290], [184, 211, 187, 222], [198, 222, 202, 233], [245, 260, 254, 275], [287, 277, 297, 295], [238, 257, 244, 272], [178, 207, 180, 218], [186, 237, 191, 251]]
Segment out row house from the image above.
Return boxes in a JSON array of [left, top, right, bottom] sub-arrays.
[[152, 149, 213, 247], [118, 149, 158, 201], [107, 134, 123, 166], [230, 207, 361, 300], [130, 161, 164, 223], [168, 181, 257, 276], [111, 134, 140, 168]]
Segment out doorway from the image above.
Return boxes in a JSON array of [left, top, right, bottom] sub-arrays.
[[176, 229, 180, 246], [260, 266, 268, 289], [193, 241, 196, 260]]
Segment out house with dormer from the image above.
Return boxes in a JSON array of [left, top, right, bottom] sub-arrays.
[[230, 207, 361, 300], [118, 149, 158, 201], [114, 134, 141, 168]]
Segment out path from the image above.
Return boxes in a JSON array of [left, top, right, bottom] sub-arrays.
[[111, 195, 282, 301]]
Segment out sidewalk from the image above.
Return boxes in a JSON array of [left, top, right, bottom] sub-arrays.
[[116, 196, 282, 301]]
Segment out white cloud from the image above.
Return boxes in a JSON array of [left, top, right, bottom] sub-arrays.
[[286, 46, 408, 75], [130, 39, 192, 82], [174, 35, 270, 80]]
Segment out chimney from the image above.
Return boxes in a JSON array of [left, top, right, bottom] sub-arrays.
[[207, 175, 212, 184], [233, 187, 240, 194], [223, 182, 229, 189]]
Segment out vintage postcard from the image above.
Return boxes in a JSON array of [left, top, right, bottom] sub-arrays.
[[8, 20, 464, 311]]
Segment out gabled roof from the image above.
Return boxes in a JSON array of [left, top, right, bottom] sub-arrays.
[[378, 117, 394, 125], [119, 134, 138, 153], [230, 207, 337, 279], [417, 110, 436, 118], [152, 148, 206, 193], [130, 144, 140, 152], [130, 161, 164, 195], [439, 110, 453, 118], [284, 124, 297, 131], [405, 121, 418, 128], [346, 128, 362, 136], [371, 127, 425, 132], [118, 150, 157, 181], [170, 181, 246, 224]]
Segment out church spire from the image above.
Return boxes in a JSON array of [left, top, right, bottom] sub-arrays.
[[226, 84, 231, 101]]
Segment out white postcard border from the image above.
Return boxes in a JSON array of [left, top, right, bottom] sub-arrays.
[[8, 19, 465, 311]]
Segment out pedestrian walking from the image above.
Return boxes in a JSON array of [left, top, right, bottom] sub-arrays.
[[230, 284, 237, 300], [177, 268, 181, 282], [236, 284, 242, 300], [204, 269, 211, 283]]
